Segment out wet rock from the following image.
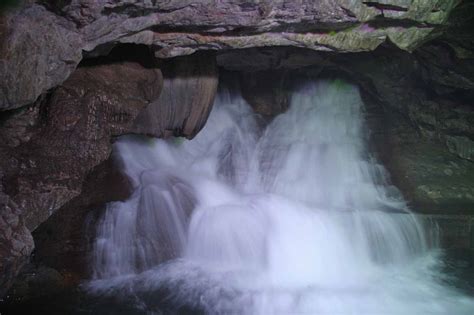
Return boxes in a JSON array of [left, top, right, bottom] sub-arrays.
[[133, 52, 218, 138], [240, 71, 290, 116], [32, 157, 132, 280], [4, 62, 162, 231], [373, 113, 474, 215], [419, 215, 474, 249], [217, 47, 327, 72], [0, 51, 221, 295], [0, 0, 472, 300], [6, 265, 66, 301], [0, 62, 162, 296], [446, 136, 474, 162], [437, 1, 474, 59], [219, 43, 474, 214], [0, 192, 33, 298]]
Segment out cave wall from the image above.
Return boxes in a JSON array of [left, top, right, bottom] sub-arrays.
[[1, 0, 474, 299], [0, 0, 460, 111], [230, 43, 474, 213], [0, 47, 218, 296]]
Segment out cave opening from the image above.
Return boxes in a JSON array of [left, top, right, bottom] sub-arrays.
[[2, 42, 473, 313]]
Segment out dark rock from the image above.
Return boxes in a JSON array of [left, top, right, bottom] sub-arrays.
[[417, 44, 474, 94], [0, 192, 33, 298], [217, 47, 328, 71], [0, 0, 473, 301], [0, 5, 82, 110], [436, 1, 474, 59], [217, 45, 474, 214], [5, 265, 66, 302], [379, 125, 474, 214], [32, 156, 132, 280], [133, 52, 219, 138], [1, 51, 221, 295], [0, 0, 459, 110], [240, 70, 290, 116], [335, 46, 474, 214], [5, 62, 162, 232], [0, 61, 162, 296]]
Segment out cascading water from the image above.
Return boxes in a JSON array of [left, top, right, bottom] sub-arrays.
[[89, 80, 474, 314]]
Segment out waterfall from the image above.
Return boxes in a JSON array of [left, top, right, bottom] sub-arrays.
[[88, 80, 474, 314]]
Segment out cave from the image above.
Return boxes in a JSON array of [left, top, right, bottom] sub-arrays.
[[1, 1, 474, 314]]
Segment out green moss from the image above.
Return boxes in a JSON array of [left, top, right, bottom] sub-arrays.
[[172, 137, 185, 146], [332, 79, 350, 91], [342, 24, 359, 33]]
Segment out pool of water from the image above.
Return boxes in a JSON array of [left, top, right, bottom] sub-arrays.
[[1, 249, 472, 315]]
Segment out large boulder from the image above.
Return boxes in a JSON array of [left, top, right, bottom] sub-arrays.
[[0, 192, 33, 299], [133, 52, 218, 138], [3, 62, 162, 232], [0, 5, 83, 111], [32, 157, 132, 281], [0, 53, 219, 296], [0, 61, 162, 296]]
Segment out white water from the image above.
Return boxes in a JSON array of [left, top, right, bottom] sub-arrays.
[[89, 81, 474, 314]]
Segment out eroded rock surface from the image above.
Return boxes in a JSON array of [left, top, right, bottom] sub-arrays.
[[133, 52, 218, 138], [0, 62, 162, 296], [0, 0, 460, 110], [240, 70, 290, 116], [224, 42, 474, 214], [32, 157, 132, 281], [0, 53, 220, 295]]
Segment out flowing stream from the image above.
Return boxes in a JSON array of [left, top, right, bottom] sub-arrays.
[[88, 80, 474, 314]]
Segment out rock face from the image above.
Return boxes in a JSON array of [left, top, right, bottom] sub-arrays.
[[240, 71, 290, 116], [0, 192, 33, 300], [0, 61, 162, 296], [3, 62, 162, 232], [32, 157, 132, 280], [222, 40, 474, 214], [0, 5, 83, 111], [0, 56, 218, 296], [133, 52, 218, 138], [0, 0, 459, 110]]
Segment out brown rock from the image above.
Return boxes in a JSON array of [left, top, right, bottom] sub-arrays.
[[240, 70, 290, 116], [0, 61, 162, 296], [0, 5, 82, 110], [0, 192, 33, 298], [6, 62, 162, 231], [32, 156, 132, 280], [133, 52, 218, 138]]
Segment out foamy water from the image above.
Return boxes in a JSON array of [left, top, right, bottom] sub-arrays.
[[88, 81, 474, 314]]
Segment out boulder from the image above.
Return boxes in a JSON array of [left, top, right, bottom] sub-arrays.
[[133, 52, 218, 138], [0, 5, 82, 110], [0, 61, 162, 296], [32, 157, 132, 280], [0, 52, 220, 295]]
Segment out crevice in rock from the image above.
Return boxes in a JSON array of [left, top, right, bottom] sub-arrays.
[[37, 0, 73, 15], [368, 18, 436, 29], [80, 43, 158, 68], [363, 2, 409, 12]]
